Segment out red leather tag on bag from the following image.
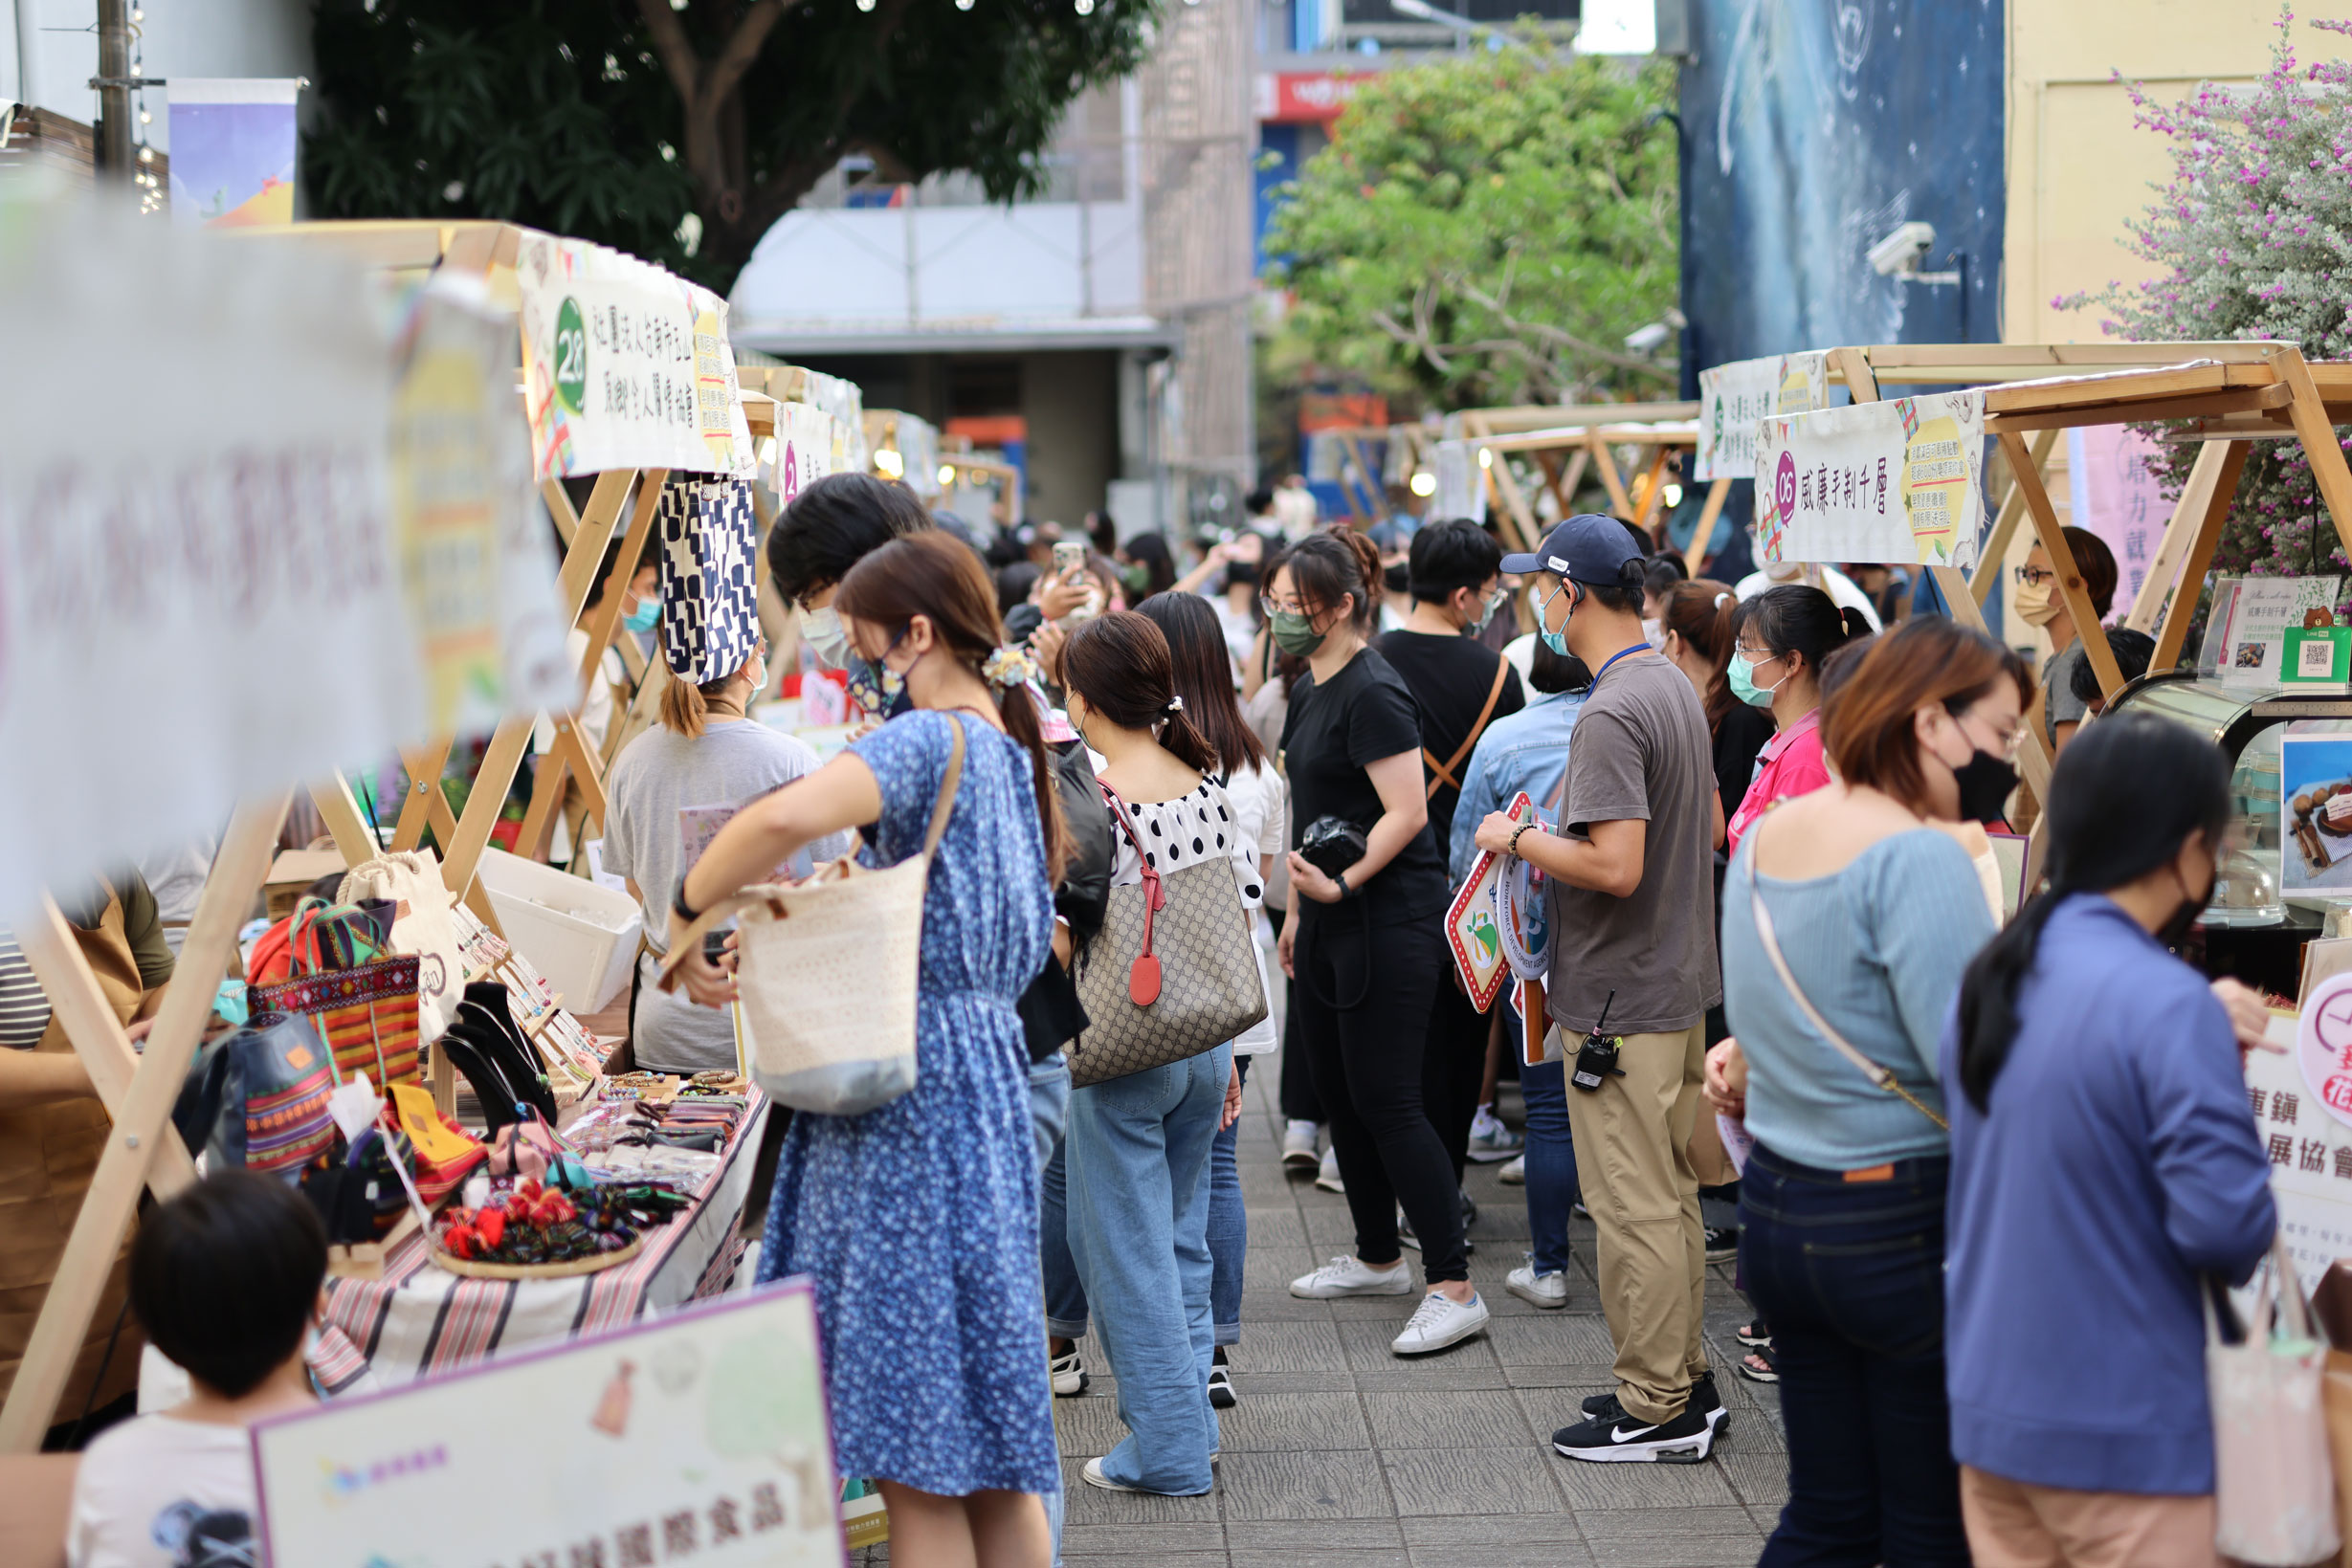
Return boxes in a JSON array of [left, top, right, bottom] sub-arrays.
[[1130, 955, 1163, 1006]]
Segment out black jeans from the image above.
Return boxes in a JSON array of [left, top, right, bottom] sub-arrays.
[[1741, 1143, 1966, 1568], [1422, 977, 1491, 1182], [1295, 910, 1465, 1282]]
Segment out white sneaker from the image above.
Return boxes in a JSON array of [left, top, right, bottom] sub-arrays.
[[1466, 1106, 1524, 1162], [1390, 1289, 1490, 1355], [1498, 1154, 1526, 1186], [1051, 1347, 1089, 1396], [1506, 1258, 1568, 1309], [1282, 1119, 1320, 1172], [1315, 1146, 1344, 1193], [1290, 1254, 1413, 1299]]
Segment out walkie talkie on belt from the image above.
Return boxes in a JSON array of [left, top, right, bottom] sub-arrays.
[[1570, 989, 1625, 1093]]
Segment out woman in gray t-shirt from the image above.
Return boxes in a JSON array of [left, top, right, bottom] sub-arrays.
[[602, 641, 848, 1073]]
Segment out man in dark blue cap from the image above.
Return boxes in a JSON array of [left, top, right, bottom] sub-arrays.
[[1474, 515, 1724, 1465]]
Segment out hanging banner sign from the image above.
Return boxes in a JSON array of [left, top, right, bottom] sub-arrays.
[[387, 275, 574, 738], [2250, 1007, 2352, 1293], [1432, 438, 1487, 526], [254, 1285, 845, 1568], [166, 77, 300, 227], [1752, 391, 1986, 569], [1695, 351, 1828, 481], [0, 196, 422, 919], [2067, 425, 2170, 609], [516, 233, 756, 483], [774, 403, 840, 507]]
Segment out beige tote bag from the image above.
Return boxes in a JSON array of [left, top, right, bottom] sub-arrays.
[[2208, 1236, 2341, 1566], [339, 847, 468, 1043], [660, 718, 964, 1115]]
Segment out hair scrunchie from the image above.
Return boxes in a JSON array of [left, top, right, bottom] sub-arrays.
[[981, 644, 1041, 691]]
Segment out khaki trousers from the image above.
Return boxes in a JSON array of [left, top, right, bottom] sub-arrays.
[[1960, 1466, 2220, 1568], [1563, 1021, 1709, 1424]]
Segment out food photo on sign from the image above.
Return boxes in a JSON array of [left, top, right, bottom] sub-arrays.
[[2279, 730, 2352, 893]]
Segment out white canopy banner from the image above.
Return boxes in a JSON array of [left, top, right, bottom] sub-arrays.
[[1752, 390, 1986, 569], [0, 197, 423, 918], [516, 233, 755, 483], [1433, 438, 1487, 525], [1695, 351, 1828, 481]]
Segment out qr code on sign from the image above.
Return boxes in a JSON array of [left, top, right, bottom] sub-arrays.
[[2303, 638, 2338, 677]]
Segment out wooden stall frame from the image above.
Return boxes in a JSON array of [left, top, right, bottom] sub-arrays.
[[1453, 410, 1721, 565]]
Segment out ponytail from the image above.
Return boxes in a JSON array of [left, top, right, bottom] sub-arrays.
[[1155, 706, 1219, 775], [992, 676, 1072, 889], [1952, 711, 2231, 1112], [660, 674, 731, 740], [1061, 610, 1218, 773]]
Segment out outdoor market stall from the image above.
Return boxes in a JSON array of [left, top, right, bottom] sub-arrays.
[[1444, 399, 1715, 558]]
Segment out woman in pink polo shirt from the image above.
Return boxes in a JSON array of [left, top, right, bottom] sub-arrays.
[[1724, 585, 1871, 855]]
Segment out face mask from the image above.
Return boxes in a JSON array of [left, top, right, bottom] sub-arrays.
[[1641, 617, 1664, 651], [1727, 653, 1785, 709], [1383, 562, 1411, 595], [2012, 579, 2060, 628], [1121, 563, 1150, 594], [1537, 581, 1574, 657], [1472, 586, 1508, 633], [1948, 749, 2020, 825], [844, 629, 910, 718], [1270, 608, 1326, 657], [2156, 856, 2214, 949], [800, 605, 853, 670], [1223, 560, 1260, 592], [623, 597, 660, 634]]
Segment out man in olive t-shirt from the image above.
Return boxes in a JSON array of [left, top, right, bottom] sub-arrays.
[[1478, 515, 1721, 1466]]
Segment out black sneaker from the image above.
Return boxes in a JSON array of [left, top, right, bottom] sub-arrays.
[[1208, 1346, 1236, 1409], [1553, 1400, 1717, 1464], [1581, 1372, 1728, 1436], [1704, 1225, 1740, 1264]]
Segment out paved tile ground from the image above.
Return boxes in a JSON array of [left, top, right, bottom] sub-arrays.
[[858, 1054, 1786, 1568]]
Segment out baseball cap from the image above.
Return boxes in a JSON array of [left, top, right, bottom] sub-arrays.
[[1498, 514, 1646, 585]]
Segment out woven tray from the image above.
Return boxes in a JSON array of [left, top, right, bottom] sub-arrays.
[[428, 1232, 642, 1280]]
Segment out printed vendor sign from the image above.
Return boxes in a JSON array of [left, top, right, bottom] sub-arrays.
[[517, 233, 756, 483], [2254, 1005, 2352, 1292], [255, 1285, 845, 1567], [2200, 575, 2344, 689], [1445, 791, 1535, 1013], [166, 77, 299, 227], [2280, 731, 2352, 895], [0, 196, 421, 920], [1752, 391, 1985, 569], [1695, 351, 1828, 482]]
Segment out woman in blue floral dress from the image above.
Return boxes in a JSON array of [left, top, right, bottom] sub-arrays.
[[674, 531, 1066, 1566]]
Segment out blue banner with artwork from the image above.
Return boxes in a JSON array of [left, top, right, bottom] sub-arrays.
[[167, 78, 301, 227]]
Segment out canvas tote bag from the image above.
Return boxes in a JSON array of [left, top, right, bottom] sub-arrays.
[[339, 848, 468, 1043], [2208, 1236, 2340, 1565], [1066, 783, 1269, 1090], [660, 717, 965, 1115]]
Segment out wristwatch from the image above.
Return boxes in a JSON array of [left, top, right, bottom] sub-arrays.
[[673, 884, 702, 925], [1333, 872, 1357, 899], [1507, 822, 1539, 858]]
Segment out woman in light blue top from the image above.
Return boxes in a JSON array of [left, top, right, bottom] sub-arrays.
[[1712, 616, 2030, 1568]]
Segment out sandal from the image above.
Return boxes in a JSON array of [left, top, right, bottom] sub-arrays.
[[1736, 1345, 1779, 1384], [1736, 1319, 1773, 1350]]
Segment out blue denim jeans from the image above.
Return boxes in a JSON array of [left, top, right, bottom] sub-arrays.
[[1520, 1052, 1579, 1275], [1741, 1142, 1966, 1568], [1209, 1056, 1250, 1345], [1025, 1051, 1071, 1566], [1065, 1042, 1231, 1495], [1038, 1137, 1089, 1340]]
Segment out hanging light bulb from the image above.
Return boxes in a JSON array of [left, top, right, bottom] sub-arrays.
[[955, 0, 974, 11], [1075, 0, 1094, 11]]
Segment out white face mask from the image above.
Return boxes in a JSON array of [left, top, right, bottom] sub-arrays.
[[1641, 617, 1664, 651], [800, 605, 853, 670]]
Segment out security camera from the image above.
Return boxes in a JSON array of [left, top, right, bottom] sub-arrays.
[[1624, 320, 1672, 354], [1868, 221, 1937, 277]]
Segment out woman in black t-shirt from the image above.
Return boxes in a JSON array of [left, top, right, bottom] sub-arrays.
[[1273, 528, 1489, 1358]]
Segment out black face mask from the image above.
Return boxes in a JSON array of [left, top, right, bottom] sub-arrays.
[[1383, 562, 1412, 595], [1948, 749, 2019, 826], [1223, 560, 1260, 592], [2156, 863, 2216, 950]]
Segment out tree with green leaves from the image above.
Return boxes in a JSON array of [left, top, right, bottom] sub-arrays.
[[307, 0, 1159, 292], [1263, 43, 1678, 409]]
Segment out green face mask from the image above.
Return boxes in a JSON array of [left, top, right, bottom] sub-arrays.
[[1270, 608, 1326, 657]]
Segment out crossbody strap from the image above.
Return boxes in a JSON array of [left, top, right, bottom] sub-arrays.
[[1423, 656, 1512, 800], [1093, 780, 1169, 1005], [1743, 816, 1948, 1133]]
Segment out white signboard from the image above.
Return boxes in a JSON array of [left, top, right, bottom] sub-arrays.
[[774, 403, 839, 507], [255, 1285, 844, 1568], [2200, 575, 2344, 688], [2251, 1005, 2352, 1292], [389, 275, 574, 739], [0, 196, 424, 920], [1433, 438, 1487, 526], [517, 233, 756, 483], [1695, 351, 1828, 481], [1752, 391, 1986, 569]]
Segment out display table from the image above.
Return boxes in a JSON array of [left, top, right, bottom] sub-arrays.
[[318, 1093, 768, 1386]]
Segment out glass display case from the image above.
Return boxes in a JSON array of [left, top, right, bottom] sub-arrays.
[[2106, 672, 2352, 988]]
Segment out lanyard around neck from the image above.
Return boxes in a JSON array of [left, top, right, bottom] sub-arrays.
[[1593, 643, 1651, 682]]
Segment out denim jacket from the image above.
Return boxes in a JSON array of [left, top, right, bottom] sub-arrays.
[[1445, 689, 1585, 883]]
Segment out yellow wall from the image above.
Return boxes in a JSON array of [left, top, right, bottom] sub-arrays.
[[2004, 0, 2352, 345]]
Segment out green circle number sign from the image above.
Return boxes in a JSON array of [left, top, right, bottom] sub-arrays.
[[553, 297, 588, 414]]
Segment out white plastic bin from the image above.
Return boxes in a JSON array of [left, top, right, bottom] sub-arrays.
[[475, 847, 643, 1014]]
